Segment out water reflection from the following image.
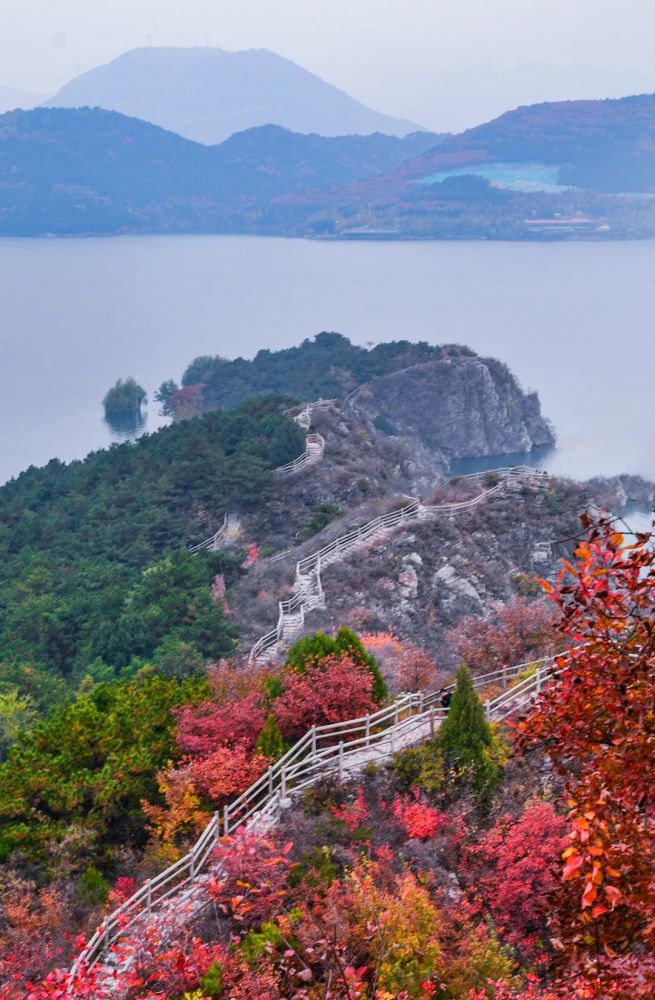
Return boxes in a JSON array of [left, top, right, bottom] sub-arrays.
[[103, 410, 148, 441], [449, 445, 555, 476]]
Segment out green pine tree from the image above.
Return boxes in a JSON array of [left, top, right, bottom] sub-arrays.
[[256, 714, 287, 760], [439, 666, 499, 795]]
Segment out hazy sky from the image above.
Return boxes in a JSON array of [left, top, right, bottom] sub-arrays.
[[3, 0, 655, 130]]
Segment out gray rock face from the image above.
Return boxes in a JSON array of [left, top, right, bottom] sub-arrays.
[[355, 356, 554, 460]]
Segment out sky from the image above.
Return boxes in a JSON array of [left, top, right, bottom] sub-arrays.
[[2, 0, 655, 131]]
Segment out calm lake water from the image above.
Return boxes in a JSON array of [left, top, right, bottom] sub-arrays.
[[1, 235, 654, 486]]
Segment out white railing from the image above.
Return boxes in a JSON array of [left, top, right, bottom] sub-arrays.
[[274, 432, 326, 479], [249, 466, 548, 664], [188, 401, 334, 552], [70, 650, 567, 980]]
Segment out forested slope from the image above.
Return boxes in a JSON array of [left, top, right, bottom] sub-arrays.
[[0, 398, 304, 704]]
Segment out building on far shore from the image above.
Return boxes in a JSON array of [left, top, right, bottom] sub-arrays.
[[523, 215, 609, 236]]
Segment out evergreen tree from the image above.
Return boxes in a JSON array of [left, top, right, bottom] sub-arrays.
[[439, 666, 497, 793], [255, 714, 287, 760]]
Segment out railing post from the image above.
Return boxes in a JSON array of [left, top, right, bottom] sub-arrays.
[[281, 766, 287, 798], [418, 692, 424, 714], [146, 879, 152, 911], [268, 766, 274, 796], [429, 710, 435, 737], [365, 716, 371, 746], [394, 704, 399, 725], [338, 742, 344, 779], [223, 803, 229, 836], [311, 726, 317, 755], [536, 668, 543, 694], [213, 811, 220, 846]]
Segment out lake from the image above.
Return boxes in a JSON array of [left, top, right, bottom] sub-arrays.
[[1, 235, 654, 486]]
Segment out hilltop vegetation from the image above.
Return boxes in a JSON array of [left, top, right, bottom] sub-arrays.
[[399, 93, 655, 192], [1, 522, 653, 998], [178, 332, 468, 412], [6, 94, 655, 237]]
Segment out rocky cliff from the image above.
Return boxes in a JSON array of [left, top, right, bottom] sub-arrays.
[[350, 355, 554, 461]]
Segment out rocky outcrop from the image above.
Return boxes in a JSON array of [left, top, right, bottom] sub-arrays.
[[351, 355, 554, 461], [585, 475, 654, 514]]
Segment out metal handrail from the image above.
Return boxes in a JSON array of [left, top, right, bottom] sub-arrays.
[[70, 649, 567, 980]]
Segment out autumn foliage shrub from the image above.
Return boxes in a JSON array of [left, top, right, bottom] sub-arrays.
[[285, 626, 388, 702], [392, 791, 448, 840], [465, 799, 567, 963], [448, 596, 559, 675], [330, 786, 370, 833]]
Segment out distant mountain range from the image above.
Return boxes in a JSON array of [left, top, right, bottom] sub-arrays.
[[0, 107, 439, 235], [4, 94, 655, 239], [46, 47, 420, 144]]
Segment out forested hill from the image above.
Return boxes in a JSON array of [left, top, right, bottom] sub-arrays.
[[0, 399, 304, 707], [179, 333, 470, 412], [394, 92, 655, 192], [0, 107, 439, 236]]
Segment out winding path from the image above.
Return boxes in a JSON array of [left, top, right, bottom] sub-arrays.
[[249, 465, 548, 664], [69, 400, 552, 986], [70, 651, 567, 983]]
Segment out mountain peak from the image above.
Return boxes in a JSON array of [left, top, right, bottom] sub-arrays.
[[46, 46, 421, 144]]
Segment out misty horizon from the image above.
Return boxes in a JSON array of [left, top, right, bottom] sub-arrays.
[[2, 0, 655, 132]]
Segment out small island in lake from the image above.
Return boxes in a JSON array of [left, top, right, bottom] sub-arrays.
[[102, 377, 147, 435]]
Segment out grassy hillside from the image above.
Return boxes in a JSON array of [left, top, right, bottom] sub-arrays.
[[397, 93, 655, 193]]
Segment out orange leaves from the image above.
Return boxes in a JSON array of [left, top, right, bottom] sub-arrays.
[[562, 851, 584, 881], [516, 515, 655, 978]]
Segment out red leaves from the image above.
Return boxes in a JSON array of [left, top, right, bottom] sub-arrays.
[[562, 851, 585, 881], [331, 786, 370, 833], [391, 791, 448, 840], [465, 799, 567, 964], [175, 692, 265, 756], [516, 515, 655, 978], [447, 596, 559, 676], [273, 654, 376, 741]]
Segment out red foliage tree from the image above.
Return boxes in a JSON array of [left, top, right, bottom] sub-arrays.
[[395, 644, 439, 693], [447, 596, 559, 675], [174, 692, 265, 757], [188, 743, 268, 805], [516, 517, 655, 988], [273, 654, 376, 740], [208, 831, 294, 928]]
